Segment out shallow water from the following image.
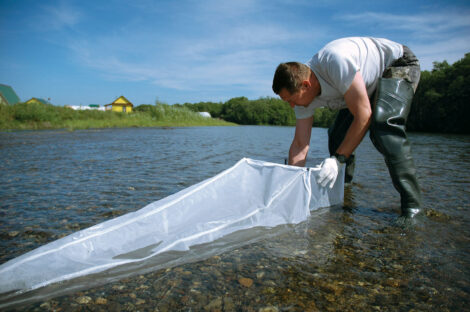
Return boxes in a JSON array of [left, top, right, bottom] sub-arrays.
[[0, 126, 469, 311]]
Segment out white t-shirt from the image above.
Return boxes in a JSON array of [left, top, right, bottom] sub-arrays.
[[294, 37, 403, 119]]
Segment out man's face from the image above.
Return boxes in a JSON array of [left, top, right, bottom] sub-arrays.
[[279, 85, 315, 108]]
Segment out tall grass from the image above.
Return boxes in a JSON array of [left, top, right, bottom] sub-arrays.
[[0, 102, 234, 131]]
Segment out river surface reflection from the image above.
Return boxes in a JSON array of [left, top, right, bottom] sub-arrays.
[[0, 126, 469, 311]]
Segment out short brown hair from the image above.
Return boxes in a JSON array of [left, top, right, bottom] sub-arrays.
[[272, 62, 311, 95]]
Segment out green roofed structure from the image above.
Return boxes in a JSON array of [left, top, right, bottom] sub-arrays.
[[0, 84, 21, 105]]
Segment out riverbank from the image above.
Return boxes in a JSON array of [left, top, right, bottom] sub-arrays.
[[0, 102, 235, 131]]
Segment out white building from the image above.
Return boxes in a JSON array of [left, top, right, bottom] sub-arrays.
[[66, 105, 105, 111], [198, 112, 211, 118]]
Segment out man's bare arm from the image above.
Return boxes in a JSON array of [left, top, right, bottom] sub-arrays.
[[289, 116, 314, 166], [336, 71, 372, 158]]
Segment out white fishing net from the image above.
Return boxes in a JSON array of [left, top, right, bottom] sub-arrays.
[[0, 158, 344, 305]]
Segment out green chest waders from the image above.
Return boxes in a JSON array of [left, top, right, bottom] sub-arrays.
[[369, 78, 422, 218], [328, 78, 422, 219]]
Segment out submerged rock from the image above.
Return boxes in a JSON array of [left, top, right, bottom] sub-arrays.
[[76, 296, 92, 304], [239, 277, 254, 288]]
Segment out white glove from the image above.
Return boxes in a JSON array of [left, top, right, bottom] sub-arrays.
[[316, 156, 339, 189]]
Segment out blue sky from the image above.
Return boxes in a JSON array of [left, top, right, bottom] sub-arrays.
[[1, 0, 469, 106]]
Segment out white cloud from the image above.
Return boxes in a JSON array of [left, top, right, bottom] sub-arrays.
[[54, 1, 470, 103], [412, 37, 470, 70], [341, 11, 470, 38], [67, 18, 313, 97], [338, 10, 470, 69], [40, 2, 82, 31], [38, 0, 333, 103]]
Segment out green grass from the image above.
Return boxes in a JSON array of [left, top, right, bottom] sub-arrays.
[[0, 102, 235, 131]]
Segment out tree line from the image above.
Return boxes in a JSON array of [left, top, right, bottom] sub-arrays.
[[173, 97, 338, 128], [174, 53, 469, 134]]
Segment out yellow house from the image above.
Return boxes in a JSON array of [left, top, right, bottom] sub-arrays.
[[105, 96, 133, 113], [25, 97, 51, 105]]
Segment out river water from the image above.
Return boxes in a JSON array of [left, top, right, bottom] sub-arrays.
[[0, 126, 469, 311]]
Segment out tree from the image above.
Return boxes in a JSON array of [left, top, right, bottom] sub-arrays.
[[409, 53, 470, 133]]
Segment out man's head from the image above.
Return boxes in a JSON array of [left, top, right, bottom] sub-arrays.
[[272, 62, 319, 108], [272, 62, 310, 94]]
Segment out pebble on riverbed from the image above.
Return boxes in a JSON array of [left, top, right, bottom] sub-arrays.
[[239, 277, 254, 287], [75, 296, 92, 304], [8, 231, 19, 237]]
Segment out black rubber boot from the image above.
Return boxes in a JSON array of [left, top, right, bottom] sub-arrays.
[[328, 109, 355, 183], [369, 78, 423, 222]]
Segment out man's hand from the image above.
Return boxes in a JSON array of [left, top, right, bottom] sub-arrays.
[[316, 156, 340, 188]]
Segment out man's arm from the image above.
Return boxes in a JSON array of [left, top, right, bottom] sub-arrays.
[[335, 71, 372, 158], [289, 116, 314, 166]]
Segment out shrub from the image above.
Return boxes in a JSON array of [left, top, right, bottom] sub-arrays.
[[12, 102, 58, 122]]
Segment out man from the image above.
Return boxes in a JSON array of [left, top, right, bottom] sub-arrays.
[[272, 37, 422, 223]]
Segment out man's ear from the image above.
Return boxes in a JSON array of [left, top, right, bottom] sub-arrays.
[[301, 79, 311, 89]]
